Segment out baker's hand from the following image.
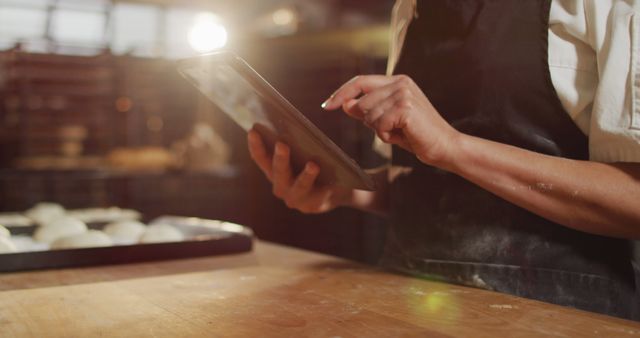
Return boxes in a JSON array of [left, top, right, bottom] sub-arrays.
[[247, 128, 353, 214], [322, 75, 460, 166]]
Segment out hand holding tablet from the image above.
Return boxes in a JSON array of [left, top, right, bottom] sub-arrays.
[[178, 51, 375, 191]]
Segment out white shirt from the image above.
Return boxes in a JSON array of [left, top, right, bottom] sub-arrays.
[[386, 0, 640, 163]]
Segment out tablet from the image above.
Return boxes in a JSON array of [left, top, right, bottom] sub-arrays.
[[177, 51, 375, 191]]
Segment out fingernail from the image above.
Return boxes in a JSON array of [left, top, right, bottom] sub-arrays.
[[321, 100, 329, 109], [275, 143, 286, 155]]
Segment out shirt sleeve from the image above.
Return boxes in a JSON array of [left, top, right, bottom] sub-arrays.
[[550, 0, 640, 163]]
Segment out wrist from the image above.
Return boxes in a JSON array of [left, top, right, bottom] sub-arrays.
[[416, 130, 467, 173], [333, 166, 389, 215], [333, 187, 357, 208], [350, 189, 388, 216]]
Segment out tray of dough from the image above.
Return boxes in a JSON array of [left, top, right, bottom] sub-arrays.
[[0, 212, 253, 272]]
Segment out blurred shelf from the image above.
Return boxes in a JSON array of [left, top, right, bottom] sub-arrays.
[[0, 51, 199, 160]]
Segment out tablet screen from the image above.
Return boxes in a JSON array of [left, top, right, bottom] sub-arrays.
[[181, 63, 274, 132]]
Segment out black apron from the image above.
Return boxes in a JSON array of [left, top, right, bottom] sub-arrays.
[[382, 0, 639, 320]]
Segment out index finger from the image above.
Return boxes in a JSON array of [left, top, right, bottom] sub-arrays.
[[321, 75, 396, 111]]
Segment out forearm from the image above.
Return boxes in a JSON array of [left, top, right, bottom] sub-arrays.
[[321, 74, 640, 236], [441, 133, 640, 239], [344, 166, 390, 217]]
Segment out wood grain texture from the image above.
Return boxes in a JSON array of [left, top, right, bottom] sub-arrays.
[[1, 241, 639, 337]]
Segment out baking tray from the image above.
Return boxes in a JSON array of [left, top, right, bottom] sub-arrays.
[[0, 216, 253, 272]]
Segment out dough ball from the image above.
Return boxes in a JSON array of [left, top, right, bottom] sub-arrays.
[[33, 217, 87, 244], [0, 236, 17, 253], [0, 213, 32, 227], [25, 202, 66, 225], [51, 230, 113, 250], [67, 207, 141, 224], [0, 225, 10, 238], [103, 220, 146, 243], [9, 235, 47, 252], [40, 216, 86, 229], [139, 224, 184, 244]]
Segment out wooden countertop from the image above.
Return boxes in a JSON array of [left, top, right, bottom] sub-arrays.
[[1, 241, 639, 337]]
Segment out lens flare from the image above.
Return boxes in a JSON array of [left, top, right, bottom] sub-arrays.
[[272, 8, 295, 26], [188, 13, 227, 53], [406, 282, 461, 325]]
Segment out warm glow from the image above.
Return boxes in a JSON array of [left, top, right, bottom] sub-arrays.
[[272, 8, 295, 26], [188, 13, 227, 53]]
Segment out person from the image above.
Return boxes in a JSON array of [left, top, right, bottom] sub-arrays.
[[247, 0, 640, 320]]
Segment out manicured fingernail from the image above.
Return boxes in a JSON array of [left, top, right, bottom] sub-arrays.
[[321, 99, 330, 109]]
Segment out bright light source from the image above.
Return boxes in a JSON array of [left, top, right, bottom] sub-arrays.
[[272, 8, 295, 26], [188, 13, 227, 53]]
